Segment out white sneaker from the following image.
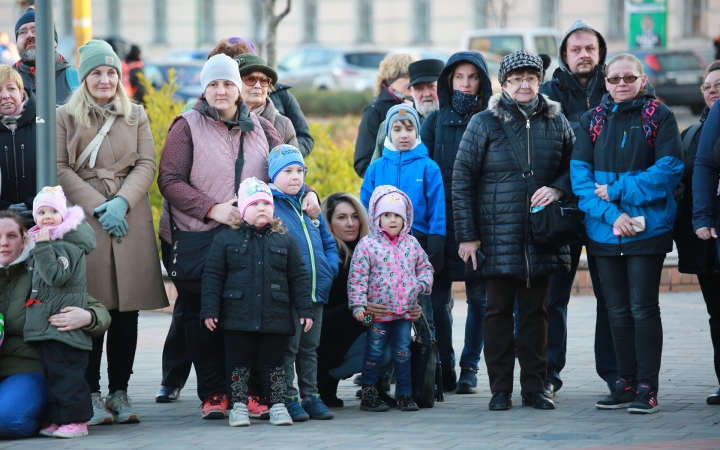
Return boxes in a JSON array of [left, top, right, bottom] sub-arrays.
[[269, 403, 293, 426], [228, 403, 250, 427], [106, 390, 140, 424], [87, 395, 114, 426]]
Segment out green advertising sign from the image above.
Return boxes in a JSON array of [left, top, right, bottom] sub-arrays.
[[626, 0, 667, 49]]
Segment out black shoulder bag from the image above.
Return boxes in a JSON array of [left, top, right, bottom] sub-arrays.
[[410, 312, 444, 408], [497, 118, 584, 247], [167, 134, 246, 289]]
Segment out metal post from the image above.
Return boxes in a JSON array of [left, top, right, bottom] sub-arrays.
[[73, 0, 92, 63], [35, 0, 57, 189]]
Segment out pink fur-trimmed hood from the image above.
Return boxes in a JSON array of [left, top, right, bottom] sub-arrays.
[[27, 206, 96, 254]]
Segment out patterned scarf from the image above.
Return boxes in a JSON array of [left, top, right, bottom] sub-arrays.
[[451, 90, 479, 116]]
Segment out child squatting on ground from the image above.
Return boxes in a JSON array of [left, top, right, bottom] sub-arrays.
[[268, 144, 339, 422], [348, 185, 434, 412], [200, 177, 315, 427], [25, 186, 97, 438]]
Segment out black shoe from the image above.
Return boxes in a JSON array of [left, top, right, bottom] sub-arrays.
[[521, 391, 555, 409], [360, 384, 389, 412], [456, 367, 478, 394], [155, 386, 181, 403], [376, 381, 397, 407], [596, 378, 637, 410], [707, 386, 720, 405], [543, 380, 557, 398], [488, 390, 512, 411], [442, 369, 457, 392], [355, 388, 362, 398], [628, 383, 659, 414], [397, 394, 419, 411]]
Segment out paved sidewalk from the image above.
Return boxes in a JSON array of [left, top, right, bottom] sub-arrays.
[[4, 291, 720, 449]]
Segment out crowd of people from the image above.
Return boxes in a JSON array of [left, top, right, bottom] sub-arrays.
[[0, 8, 720, 440]]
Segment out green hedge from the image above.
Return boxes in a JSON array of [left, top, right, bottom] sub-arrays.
[[292, 89, 374, 117]]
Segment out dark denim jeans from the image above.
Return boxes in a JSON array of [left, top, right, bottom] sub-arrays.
[[594, 254, 665, 392], [361, 320, 413, 395]]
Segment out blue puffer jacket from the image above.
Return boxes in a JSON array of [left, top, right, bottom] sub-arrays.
[[571, 92, 684, 256], [420, 51, 493, 280], [271, 186, 339, 304], [360, 142, 446, 271]]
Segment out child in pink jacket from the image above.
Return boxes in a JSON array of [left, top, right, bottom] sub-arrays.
[[348, 185, 433, 412]]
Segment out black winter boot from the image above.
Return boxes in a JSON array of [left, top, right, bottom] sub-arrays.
[[360, 384, 389, 412], [397, 394, 419, 411]]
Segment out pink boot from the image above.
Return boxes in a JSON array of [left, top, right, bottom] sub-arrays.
[[53, 422, 88, 438], [39, 423, 59, 437]]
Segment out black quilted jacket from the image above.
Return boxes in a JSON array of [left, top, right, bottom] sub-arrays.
[[452, 93, 574, 283]]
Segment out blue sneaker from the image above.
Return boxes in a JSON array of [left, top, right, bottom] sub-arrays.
[[285, 396, 309, 422], [301, 394, 334, 420]]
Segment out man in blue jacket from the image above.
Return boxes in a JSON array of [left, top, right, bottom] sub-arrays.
[[539, 19, 618, 398]]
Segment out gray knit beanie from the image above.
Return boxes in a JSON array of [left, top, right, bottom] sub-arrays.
[[200, 54, 243, 93], [498, 50, 544, 84]]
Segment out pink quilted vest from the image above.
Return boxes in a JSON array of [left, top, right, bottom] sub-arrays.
[[171, 110, 270, 232]]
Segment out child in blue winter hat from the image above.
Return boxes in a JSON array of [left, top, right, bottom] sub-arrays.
[[267, 144, 339, 421]]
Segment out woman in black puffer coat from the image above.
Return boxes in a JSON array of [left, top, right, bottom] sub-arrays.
[[452, 51, 573, 411]]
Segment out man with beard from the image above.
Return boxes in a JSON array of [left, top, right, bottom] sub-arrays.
[[13, 8, 78, 106], [371, 59, 444, 163], [539, 19, 618, 398]]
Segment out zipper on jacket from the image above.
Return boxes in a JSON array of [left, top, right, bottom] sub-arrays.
[[11, 130, 18, 201], [621, 131, 627, 149], [288, 198, 317, 302], [3, 146, 8, 180], [524, 118, 532, 288], [396, 151, 403, 187], [20, 144, 24, 177]]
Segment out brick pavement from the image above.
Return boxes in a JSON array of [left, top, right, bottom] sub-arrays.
[[3, 291, 720, 449]]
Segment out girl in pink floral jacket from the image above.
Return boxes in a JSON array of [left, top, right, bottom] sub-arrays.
[[347, 185, 433, 412]]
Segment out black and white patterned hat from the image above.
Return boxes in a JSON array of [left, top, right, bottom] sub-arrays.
[[498, 50, 544, 84]]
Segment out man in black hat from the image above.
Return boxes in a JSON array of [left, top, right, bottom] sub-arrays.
[[371, 59, 444, 162], [13, 8, 78, 106]]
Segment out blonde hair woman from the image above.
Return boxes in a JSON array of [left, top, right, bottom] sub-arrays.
[[354, 52, 419, 177], [56, 39, 168, 426]]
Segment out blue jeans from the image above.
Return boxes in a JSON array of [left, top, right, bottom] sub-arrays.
[[459, 277, 488, 370], [361, 320, 413, 395], [0, 372, 49, 439]]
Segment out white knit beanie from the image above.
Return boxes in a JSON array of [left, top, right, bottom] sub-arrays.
[[200, 54, 243, 93]]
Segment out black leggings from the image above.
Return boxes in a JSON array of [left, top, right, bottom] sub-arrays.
[[85, 309, 139, 394], [698, 273, 720, 384]]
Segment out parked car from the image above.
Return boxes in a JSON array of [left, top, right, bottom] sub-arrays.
[[609, 49, 706, 114], [460, 27, 562, 82], [277, 46, 388, 91], [143, 60, 204, 103], [163, 49, 211, 62]]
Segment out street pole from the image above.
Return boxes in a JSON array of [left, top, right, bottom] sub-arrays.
[[35, 0, 56, 189], [73, 0, 92, 63]]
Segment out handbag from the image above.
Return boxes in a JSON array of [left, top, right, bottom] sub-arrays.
[[497, 118, 585, 247], [167, 134, 246, 286], [74, 115, 116, 171], [410, 312, 444, 408]]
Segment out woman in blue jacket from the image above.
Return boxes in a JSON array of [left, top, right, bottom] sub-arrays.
[[572, 54, 683, 414]]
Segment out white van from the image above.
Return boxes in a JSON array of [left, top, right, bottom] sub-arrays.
[[461, 28, 563, 88]]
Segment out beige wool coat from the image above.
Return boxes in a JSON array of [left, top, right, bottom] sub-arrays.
[[56, 103, 168, 312]]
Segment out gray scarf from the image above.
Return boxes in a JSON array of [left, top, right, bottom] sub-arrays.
[[0, 91, 29, 131], [502, 91, 540, 118]]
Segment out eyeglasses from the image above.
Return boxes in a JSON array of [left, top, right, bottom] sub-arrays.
[[16, 27, 36, 37], [700, 81, 720, 93], [242, 75, 271, 87], [506, 76, 539, 86], [606, 75, 640, 84]]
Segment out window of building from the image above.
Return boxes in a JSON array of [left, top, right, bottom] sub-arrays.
[[357, 0, 373, 43], [200, 0, 215, 45], [304, 0, 318, 43], [153, 0, 167, 44], [607, 0, 625, 40], [685, 0, 706, 37], [414, 0, 431, 43], [538, 0, 557, 28], [251, 0, 267, 44], [107, 0, 120, 38], [473, 0, 488, 29]]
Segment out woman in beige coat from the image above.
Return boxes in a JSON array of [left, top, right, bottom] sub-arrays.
[[56, 40, 168, 426]]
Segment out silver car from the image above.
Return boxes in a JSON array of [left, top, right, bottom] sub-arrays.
[[277, 46, 387, 91]]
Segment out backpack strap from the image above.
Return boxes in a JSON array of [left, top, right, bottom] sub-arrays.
[[65, 67, 80, 92], [682, 122, 702, 154]]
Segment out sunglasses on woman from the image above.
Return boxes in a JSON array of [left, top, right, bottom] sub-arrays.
[[242, 75, 271, 87], [606, 75, 640, 84]]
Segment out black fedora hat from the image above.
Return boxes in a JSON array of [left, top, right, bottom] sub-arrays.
[[408, 59, 444, 87]]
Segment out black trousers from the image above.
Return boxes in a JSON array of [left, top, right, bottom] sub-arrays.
[[223, 330, 287, 407], [86, 309, 138, 394], [698, 273, 720, 384], [594, 254, 664, 391], [484, 275, 550, 394], [39, 340, 93, 425]]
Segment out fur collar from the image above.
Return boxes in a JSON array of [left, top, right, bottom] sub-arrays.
[[27, 205, 85, 242], [488, 93, 562, 123]]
